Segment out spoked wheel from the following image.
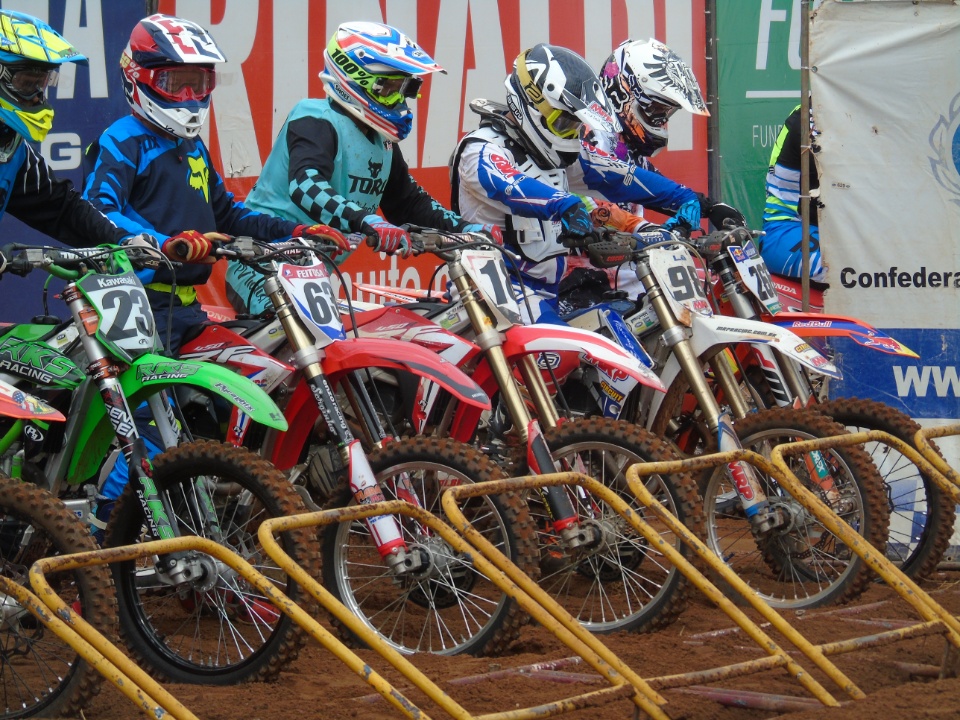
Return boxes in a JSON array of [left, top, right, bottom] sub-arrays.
[[0, 475, 115, 718], [702, 408, 890, 609], [817, 397, 955, 578], [531, 417, 703, 634], [322, 437, 537, 656], [107, 441, 319, 684]]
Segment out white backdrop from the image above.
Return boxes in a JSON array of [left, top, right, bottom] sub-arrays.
[[811, 0, 960, 548]]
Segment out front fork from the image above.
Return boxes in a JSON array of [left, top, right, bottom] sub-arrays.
[[263, 276, 415, 574], [635, 264, 782, 534], [449, 270, 591, 548]]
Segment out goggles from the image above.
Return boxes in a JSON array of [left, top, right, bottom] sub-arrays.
[[542, 107, 582, 139], [147, 65, 217, 102], [1, 64, 58, 104], [635, 97, 679, 128], [368, 74, 422, 108]]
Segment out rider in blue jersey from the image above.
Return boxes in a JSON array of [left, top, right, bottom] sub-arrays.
[[0, 10, 127, 266]]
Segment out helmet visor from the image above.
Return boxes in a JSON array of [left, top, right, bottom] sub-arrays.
[[369, 75, 422, 107], [151, 66, 216, 102], [2, 65, 58, 105], [636, 98, 679, 128]]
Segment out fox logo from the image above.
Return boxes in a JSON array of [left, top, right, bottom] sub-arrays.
[[368, 159, 383, 178], [187, 154, 210, 202]]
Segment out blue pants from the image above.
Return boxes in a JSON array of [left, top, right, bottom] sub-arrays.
[[759, 220, 824, 281]]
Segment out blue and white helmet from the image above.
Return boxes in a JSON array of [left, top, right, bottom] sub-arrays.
[[320, 22, 445, 142], [0, 10, 86, 159]]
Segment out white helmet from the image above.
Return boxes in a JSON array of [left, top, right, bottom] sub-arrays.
[[121, 14, 226, 139], [599, 39, 708, 158], [505, 44, 619, 169]]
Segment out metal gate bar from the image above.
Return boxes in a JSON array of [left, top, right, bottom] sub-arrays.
[[259, 502, 669, 720], [0, 575, 194, 720], [914, 423, 960, 487], [30, 536, 433, 720], [441, 473, 853, 708]]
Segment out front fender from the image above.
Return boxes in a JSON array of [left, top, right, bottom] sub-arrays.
[[322, 337, 490, 410], [504, 325, 665, 391], [67, 354, 288, 484], [770, 312, 918, 358], [690, 314, 840, 379]]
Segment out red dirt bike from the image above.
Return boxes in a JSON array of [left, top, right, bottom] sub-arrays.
[[342, 227, 704, 636], [179, 235, 537, 657], [702, 225, 952, 578]]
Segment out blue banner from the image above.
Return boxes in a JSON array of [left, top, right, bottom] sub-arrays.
[[2, 1, 146, 323], [832, 329, 960, 420]]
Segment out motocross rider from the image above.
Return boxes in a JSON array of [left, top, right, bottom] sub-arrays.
[[231, 20, 501, 313], [451, 43, 701, 320]]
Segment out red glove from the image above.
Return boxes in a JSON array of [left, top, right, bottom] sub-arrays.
[[293, 224, 351, 257], [162, 231, 228, 263], [462, 223, 504, 245], [360, 215, 412, 258]]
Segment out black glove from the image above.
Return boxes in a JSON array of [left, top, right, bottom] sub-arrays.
[[559, 202, 593, 237], [699, 194, 747, 230]]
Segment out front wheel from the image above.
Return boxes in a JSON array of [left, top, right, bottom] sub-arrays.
[[0, 476, 116, 718], [322, 437, 538, 656], [532, 417, 703, 634], [816, 397, 955, 579], [107, 441, 320, 684], [702, 408, 890, 609]]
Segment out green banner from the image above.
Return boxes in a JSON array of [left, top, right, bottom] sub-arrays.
[[716, 0, 804, 228]]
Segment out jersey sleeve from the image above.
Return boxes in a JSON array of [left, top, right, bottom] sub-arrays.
[[82, 129, 158, 240], [286, 115, 369, 233], [577, 142, 698, 212], [378, 144, 464, 230], [459, 140, 579, 221], [10, 144, 127, 247]]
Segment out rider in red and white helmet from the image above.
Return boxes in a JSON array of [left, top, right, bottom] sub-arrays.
[[120, 13, 225, 139]]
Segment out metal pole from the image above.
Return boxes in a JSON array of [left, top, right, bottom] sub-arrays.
[[705, 0, 721, 202], [799, 0, 812, 311]]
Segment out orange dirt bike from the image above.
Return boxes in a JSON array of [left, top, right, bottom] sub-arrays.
[[700, 224, 952, 578], [343, 227, 705, 635], [178, 235, 537, 656], [0, 377, 116, 718]]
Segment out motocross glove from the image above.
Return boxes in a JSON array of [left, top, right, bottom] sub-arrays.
[[0, 249, 6, 275], [699, 196, 747, 231], [590, 200, 648, 233], [292, 224, 352, 257], [662, 198, 702, 232], [462, 223, 504, 245], [558, 201, 593, 237], [162, 230, 229, 263], [360, 215, 412, 258]]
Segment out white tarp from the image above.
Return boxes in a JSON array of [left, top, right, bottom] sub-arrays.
[[811, 0, 960, 548]]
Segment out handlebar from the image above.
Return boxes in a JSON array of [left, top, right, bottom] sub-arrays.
[[401, 225, 522, 263], [0, 243, 165, 280]]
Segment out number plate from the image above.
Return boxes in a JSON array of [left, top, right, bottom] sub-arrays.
[[647, 247, 712, 325], [77, 272, 155, 361], [728, 243, 782, 314], [277, 261, 345, 346], [461, 249, 521, 329]]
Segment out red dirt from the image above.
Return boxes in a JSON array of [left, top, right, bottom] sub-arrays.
[[72, 572, 960, 720]]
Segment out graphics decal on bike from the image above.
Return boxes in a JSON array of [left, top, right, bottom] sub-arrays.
[[136, 361, 201, 382], [461, 249, 521, 329], [278, 262, 345, 345], [647, 246, 712, 325], [728, 242, 782, 314], [0, 335, 83, 386], [77, 272, 156, 361]]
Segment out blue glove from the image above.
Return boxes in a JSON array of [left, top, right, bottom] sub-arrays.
[[663, 198, 702, 232], [360, 214, 411, 258], [558, 202, 593, 237], [462, 223, 504, 244]]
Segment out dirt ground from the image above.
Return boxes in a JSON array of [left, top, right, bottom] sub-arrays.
[[72, 571, 960, 720]]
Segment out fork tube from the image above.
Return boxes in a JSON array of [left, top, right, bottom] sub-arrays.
[[518, 355, 560, 428], [263, 276, 410, 565], [637, 262, 777, 526], [709, 353, 753, 419], [62, 284, 180, 542], [450, 269, 581, 536]]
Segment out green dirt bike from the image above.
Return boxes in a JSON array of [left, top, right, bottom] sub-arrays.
[[0, 242, 318, 685], [0, 379, 116, 718]]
